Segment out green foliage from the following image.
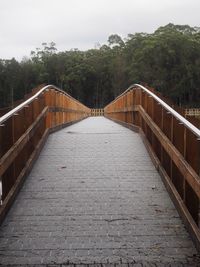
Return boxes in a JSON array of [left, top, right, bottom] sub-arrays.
[[124, 24, 200, 106], [0, 25, 200, 108]]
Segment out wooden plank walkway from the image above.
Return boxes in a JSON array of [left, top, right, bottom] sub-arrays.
[[0, 117, 199, 266]]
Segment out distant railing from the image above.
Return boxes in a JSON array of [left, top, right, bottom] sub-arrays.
[[0, 85, 90, 222], [185, 108, 200, 117], [104, 84, 200, 250], [91, 109, 104, 116]]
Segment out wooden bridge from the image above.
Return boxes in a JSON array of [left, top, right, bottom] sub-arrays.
[[0, 84, 200, 266]]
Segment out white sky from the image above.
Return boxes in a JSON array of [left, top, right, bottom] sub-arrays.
[[0, 0, 199, 60]]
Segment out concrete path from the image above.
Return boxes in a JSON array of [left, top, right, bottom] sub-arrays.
[[0, 117, 199, 266]]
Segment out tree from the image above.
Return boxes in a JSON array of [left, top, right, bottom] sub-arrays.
[[1, 24, 200, 109]]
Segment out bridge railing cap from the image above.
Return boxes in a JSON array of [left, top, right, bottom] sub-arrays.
[[134, 84, 200, 138]]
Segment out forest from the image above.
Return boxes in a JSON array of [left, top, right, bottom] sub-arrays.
[[0, 23, 200, 109]]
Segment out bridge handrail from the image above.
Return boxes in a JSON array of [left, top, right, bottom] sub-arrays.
[[104, 83, 200, 251], [135, 84, 200, 138], [108, 84, 200, 138], [0, 84, 90, 224], [0, 84, 88, 125]]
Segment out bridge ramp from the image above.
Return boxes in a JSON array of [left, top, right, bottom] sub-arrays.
[[0, 117, 199, 266]]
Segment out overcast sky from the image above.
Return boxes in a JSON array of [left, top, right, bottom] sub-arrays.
[[0, 0, 199, 61]]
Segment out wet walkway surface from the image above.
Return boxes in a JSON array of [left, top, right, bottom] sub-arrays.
[[0, 117, 199, 266]]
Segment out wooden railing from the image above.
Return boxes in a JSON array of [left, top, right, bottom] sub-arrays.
[[0, 85, 90, 222], [104, 84, 200, 250], [185, 108, 200, 117], [91, 109, 104, 116]]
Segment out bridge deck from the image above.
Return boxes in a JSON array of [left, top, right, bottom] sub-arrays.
[[0, 117, 199, 266]]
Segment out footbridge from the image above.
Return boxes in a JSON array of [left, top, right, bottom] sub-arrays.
[[0, 84, 200, 266]]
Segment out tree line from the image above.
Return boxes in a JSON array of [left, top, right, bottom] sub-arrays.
[[0, 23, 200, 109]]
